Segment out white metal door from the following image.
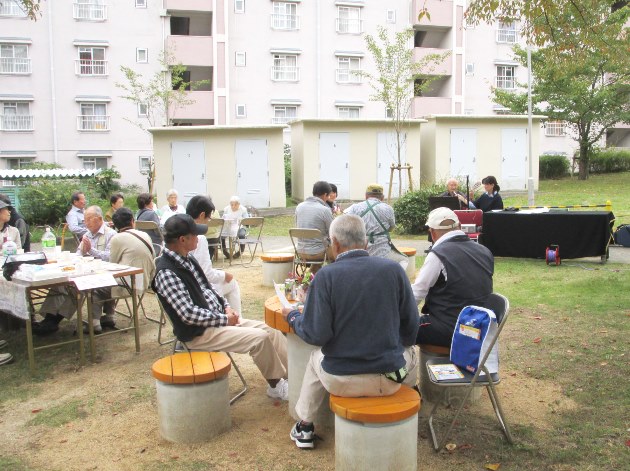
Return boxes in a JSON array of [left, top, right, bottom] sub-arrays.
[[377, 131, 408, 197], [319, 132, 349, 199], [235, 139, 270, 208], [171, 141, 206, 206], [450, 129, 477, 182], [501, 128, 527, 190]]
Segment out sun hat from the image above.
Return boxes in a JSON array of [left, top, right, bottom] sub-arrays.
[[426, 207, 460, 230], [365, 183, 384, 195]]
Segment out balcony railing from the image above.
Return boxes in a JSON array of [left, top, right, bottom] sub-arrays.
[[0, 1, 27, 16], [270, 13, 299, 30], [77, 115, 110, 131], [495, 77, 515, 89], [75, 59, 108, 76], [73, 2, 108, 21], [271, 116, 295, 124], [271, 66, 299, 81], [336, 18, 362, 34], [0, 57, 31, 74], [545, 121, 566, 137], [336, 68, 362, 83], [0, 115, 34, 131]]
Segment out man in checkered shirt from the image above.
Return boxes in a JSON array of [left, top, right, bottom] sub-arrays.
[[152, 214, 289, 401]]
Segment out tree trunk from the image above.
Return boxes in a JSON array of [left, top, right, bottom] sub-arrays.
[[578, 141, 590, 180]]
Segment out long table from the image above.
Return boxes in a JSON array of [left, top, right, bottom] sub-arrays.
[[480, 211, 615, 260]]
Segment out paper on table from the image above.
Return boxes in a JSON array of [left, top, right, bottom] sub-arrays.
[[274, 282, 297, 309], [72, 273, 118, 291]]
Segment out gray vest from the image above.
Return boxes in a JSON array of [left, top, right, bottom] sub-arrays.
[[423, 234, 494, 339]]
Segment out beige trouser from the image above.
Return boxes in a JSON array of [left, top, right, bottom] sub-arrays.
[[216, 278, 243, 318], [295, 347, 418, 424], [188, 319, 288, 380]]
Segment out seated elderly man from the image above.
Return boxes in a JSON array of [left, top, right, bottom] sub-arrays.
[[34, 206, 117, 335], [294, 181, 334, 271], [412, 207, 494, 347], [66, 191, 87, 240], [281, 214, 419, 449], [152, 214, 288, 401], [440, 178, 469, 210]]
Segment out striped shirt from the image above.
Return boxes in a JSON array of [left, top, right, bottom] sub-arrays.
[[295, 196, 333, 254], [153, 247, 229, 328], [345, 198, 395, 258]]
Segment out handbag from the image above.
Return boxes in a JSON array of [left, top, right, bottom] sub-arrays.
[[450, 305, 499, 374], [3, 252, 48, 281]]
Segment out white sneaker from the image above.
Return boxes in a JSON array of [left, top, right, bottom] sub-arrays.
[[267, 378, 289, 401]]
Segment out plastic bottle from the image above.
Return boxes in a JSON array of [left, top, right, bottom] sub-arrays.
[[41, 226, 57, 255], [3, 240, 17, 256]]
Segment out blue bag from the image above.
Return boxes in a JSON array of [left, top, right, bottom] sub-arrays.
[[450, 306, 499, 374]]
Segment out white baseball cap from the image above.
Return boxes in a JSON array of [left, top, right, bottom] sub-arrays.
[[426, 207, 460, 230]]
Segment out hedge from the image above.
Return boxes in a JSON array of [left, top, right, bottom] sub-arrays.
[[392, 183, 444, 234], [539, 154, 570, 179]]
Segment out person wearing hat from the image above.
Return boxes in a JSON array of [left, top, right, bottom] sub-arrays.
[[0, 193, 30, 251], [0, 200, 21, 252], [152, 214, 289, 401], [344, 183, 403, 261], [412, 207, 494, 347], [295, 181, 335, 270]]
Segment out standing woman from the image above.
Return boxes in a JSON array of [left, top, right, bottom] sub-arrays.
[[469, 176, 504, 212]]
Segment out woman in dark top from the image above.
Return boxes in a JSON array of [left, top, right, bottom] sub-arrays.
[[469, 176, 504, 212], [135, 193, 163, 246]]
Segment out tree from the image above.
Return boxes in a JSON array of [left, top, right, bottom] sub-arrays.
[[362, 26, 447, 198], [9, 0, 40, 20]]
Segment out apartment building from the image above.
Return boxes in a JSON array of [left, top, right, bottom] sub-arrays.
[[1, 0, 587, 187]]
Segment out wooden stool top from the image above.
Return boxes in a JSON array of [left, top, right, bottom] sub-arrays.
[[419, 344, 450, 355], [260, 252, 294, 263], [151, 352, 231, 384], [329, 385, 420, 423], [397, 246, 417, 256], [264, 296, 292, 333]]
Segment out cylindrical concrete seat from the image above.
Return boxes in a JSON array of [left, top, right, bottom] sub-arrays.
[[330, 385, 420, 471], [151, 351, 232, 443], [397, 246, 417, 280], [419, 345, 482, 406], [260, 252, 294, 287]]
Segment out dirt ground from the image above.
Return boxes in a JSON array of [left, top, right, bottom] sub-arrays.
[[0, 261, 575, 471]]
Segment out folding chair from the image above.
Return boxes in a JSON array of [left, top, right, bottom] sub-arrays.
[[57, 223, 80, 252], [426, 293, 514, 451], [236, 217, 264, 266], [289, 228, 328, 277], [205, 218, 225, 264], [135, 221, 164, 256], [156, 296, 248, 405]]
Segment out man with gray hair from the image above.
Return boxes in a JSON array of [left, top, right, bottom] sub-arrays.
[[281, 214, 419, 449], [439, 178, 469, 209], [412, 207, 494, 347], [294, 181, 334, 270]]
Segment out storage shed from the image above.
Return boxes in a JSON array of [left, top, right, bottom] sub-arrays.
[[150, 125, 287, 209]]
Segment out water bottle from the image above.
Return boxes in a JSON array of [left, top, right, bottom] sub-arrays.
[[3, 240, 17, 256], [42, 226, 57, 255]]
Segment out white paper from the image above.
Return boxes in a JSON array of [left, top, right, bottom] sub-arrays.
[[72, 273, 118, 291], [273, 282, 297, 309]]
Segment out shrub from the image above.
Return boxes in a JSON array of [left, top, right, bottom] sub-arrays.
[[284, 144, 291, 197], [539, 154, 570, 179], [19, 180, 85, 226], [392, 183, 444, 234], [588, 148, 630, 174]]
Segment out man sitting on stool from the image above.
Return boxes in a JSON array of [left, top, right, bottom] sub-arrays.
[[412, 207, 494, 347], [152, 214, 289, 401], [282, 214, 419, 449]]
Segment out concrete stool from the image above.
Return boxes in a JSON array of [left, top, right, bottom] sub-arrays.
[[151, 351, 231, 443], [419, 344, 481, 406], [330, 385, 420, 471], [261, 252, 294, 287], [397, 246, 417, 280]]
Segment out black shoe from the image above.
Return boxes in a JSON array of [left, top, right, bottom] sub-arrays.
[[232, 252, 241, 259], [32, 314, 61, 336], [100, 318, 116, 330], [223, 251, 231, 259]]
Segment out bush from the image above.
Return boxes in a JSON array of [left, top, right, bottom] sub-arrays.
[[284, 144, 292, 197], [588, 148, 630, 174], [539, 154, 570, 179], [392, 183, 444, 234]]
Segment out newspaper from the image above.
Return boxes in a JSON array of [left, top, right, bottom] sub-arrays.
[[273, 282, 297, 309]]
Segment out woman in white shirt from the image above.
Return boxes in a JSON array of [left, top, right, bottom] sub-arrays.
[[159, 189, 185, 226], [221, 196, 249, 259], [0, 201, 20, 252]]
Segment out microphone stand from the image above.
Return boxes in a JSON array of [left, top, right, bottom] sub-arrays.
[[465, 175, 470, 209]]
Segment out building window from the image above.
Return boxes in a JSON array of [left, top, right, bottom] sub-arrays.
[[336, 56, 362, 83], [136, 48, 148, 63], [271, 2, 298, 30], [139, 156, 151, 171], [73, 0, 107, 21], [495, 65, 515, 89], [386, 9, 396, 23], [5, 158, 32, 169], [77, 103, 109, 131], [137, 103, 148, 117], [272, 105, 297, 124], [545, 120, 566, 137], [271, 54, 298, 81], [0, 102, 33, 131], [337, 6, 362, 34], [76, 47, 108, 76], [81, 157, 108, 170], [337, 106, 360, 119], [234, 0, 244, 13], [496, 22, 517, 44], [465, 63, 474, 75], [135, 0, 147, 8], [0, 43, 31, 74], [235, 51, 246, 67], [0, 0, 27, 17], [235, 104, 246, 118], [385, 107, 393, 119]]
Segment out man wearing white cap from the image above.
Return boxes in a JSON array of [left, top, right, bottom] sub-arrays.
[[412, 207, 494, 347]]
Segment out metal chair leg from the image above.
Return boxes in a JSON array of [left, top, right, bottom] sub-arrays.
[[486, 383, 514, 444], [227, 352, 248, 405], [157, 308, 175, 346]]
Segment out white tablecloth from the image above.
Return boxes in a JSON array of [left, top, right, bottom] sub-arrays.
[[0, 278, 31, 320]]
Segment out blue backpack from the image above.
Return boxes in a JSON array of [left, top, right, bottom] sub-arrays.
[[450, 306, 499, 375]]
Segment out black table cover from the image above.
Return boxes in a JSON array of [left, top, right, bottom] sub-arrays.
[[480, 211, 615, 259]]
